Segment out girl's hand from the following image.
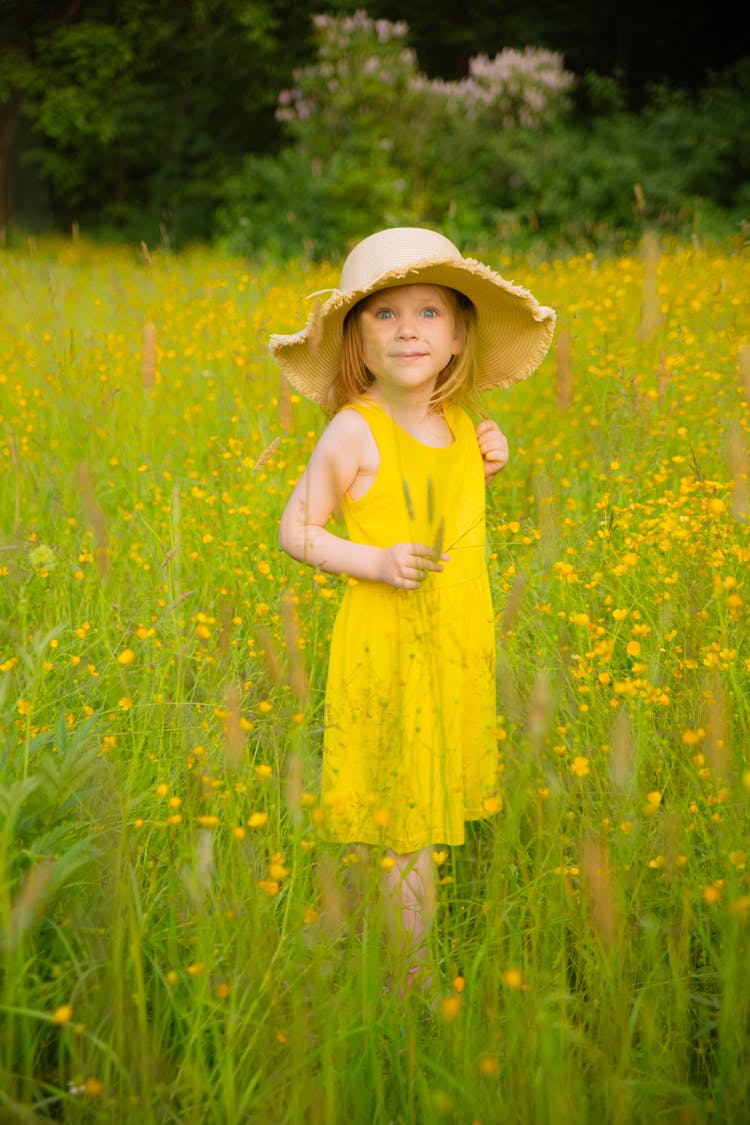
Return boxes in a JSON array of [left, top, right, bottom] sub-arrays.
[[476, 418, 509, 481], [378, 542, 449, 589]]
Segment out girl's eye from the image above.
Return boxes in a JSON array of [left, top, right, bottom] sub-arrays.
[[374, 308, 395, 319], [422, 308, 438, 318]]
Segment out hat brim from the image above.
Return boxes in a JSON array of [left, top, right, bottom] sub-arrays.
[[270, 256, 556, 404]]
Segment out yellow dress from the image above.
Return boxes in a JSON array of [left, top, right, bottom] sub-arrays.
[[321, 400, 499, 854]]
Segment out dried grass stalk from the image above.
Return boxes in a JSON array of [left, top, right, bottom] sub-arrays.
[[256, 625, 283, 685], [142, 322, 157, 389], [727, 421, 749, 522], [77, 462, 109, 577], [703, 681, 731, 779], [555, 328, 574, 410], [282, 590, 309, 701], [253, 436, 281, 473], [223, 680, 246, 771], [638, 230, 662, 340], [278, 375, 292, 432], [7, 857, 55, 948], [740, 344, 750, 412], [285, 751, 305, 827], [499, 570, 527, 636], [609, 705, 635, 790], [581, 838, 622, 948]]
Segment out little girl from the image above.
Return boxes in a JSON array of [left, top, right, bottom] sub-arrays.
[[272, 227, 554, 995]]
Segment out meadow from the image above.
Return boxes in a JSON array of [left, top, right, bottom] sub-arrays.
[[0, 231, 749, 1124]]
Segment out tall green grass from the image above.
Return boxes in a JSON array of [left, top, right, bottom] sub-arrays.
[[0, 234, 748, 1122]]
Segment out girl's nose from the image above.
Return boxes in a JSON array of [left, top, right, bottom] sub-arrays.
[[397, 318, 417, 338]]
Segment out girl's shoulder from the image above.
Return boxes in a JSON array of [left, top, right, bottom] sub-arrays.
[[316, 403, 378, 461], [327, 402, 373, 437]]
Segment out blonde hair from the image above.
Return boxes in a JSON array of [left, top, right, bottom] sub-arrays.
[[324, 287, 478, 416]]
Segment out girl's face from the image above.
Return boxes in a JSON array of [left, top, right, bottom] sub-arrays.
[[358, 284, 462, 401]]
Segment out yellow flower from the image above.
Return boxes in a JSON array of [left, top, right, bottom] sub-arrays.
[[117, 648, 135, 666], [569, 612, 591, 627], [502, 968, 526, 990], [186, 962, 205, 977], [478, 1054, 500, 1078], [437, 995, 462, 1021], [570, 755, 590, 778], [268, 857, 289, 880], [247, 811, 268, 828], [644, 791, 662, 816], [51, 1004, 73, 1025], [84, 1078, 103, 1096]]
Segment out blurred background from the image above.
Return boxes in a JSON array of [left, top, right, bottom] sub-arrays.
[[2, 0, 749, 256]]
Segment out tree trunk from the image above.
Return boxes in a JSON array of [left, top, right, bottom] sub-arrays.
[[0, 95, 21, 229]]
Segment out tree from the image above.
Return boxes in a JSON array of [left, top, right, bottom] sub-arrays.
[[1, 0, 319, 239]]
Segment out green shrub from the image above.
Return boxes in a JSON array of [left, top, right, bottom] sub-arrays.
[[217, 10, 749, 258], [216, 10, 573, 258]]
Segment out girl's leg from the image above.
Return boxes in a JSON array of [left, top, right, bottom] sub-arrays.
[[381, 846, 436, 995]]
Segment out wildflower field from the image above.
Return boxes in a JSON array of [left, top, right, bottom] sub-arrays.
[[1, 233, 749, 1124]]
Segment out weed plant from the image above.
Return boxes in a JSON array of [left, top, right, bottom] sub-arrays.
[[0, 233, 749, 1122]]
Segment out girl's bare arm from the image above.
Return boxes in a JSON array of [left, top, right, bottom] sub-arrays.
[[279, 411, 445, 590]]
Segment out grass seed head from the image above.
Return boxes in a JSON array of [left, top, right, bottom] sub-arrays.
[[222, 680, 247, 771], [581, 838, 622, 948], [142, 322, 157, 389], [555, 327, 574, 410]]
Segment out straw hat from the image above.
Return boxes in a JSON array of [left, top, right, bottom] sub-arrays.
[[270, 227, 556, 403]]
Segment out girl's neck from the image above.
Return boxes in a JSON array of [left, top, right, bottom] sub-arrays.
[[362, 387, 453, 447]]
